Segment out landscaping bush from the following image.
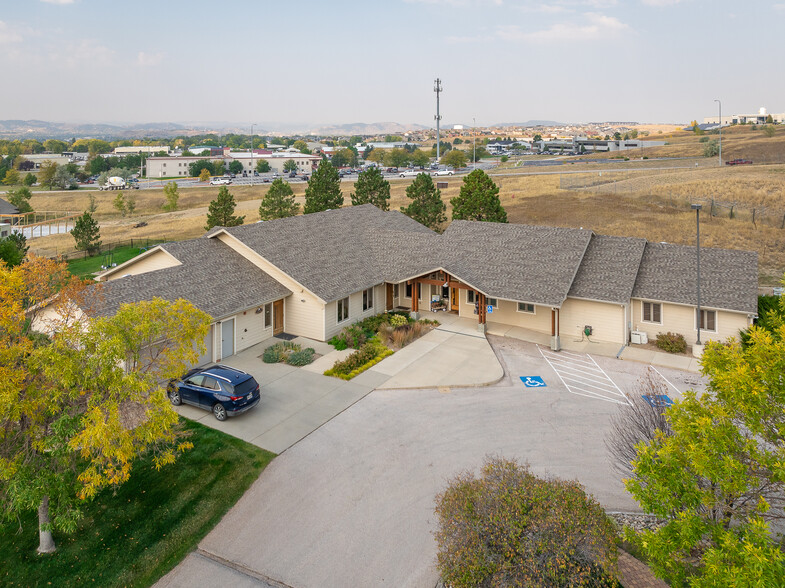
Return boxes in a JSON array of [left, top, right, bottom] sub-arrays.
[[434, 456, 619, 588], [655, 331, 687, 354], [262, 341, 314, 365], [388, 314, 408, 328], [325, 340, 392, 379], [377, 320, 437, 349], [287, 348, 315, 366]]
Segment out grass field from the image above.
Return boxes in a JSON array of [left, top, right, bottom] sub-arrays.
[[67, 244, 147, 278], [0, 419, 274, 588]]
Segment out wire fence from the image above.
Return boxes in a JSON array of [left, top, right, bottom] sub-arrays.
[[39, 237, 170, 262], [560, 169, 785, 230]]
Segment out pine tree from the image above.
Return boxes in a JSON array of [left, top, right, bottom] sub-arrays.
[[350, 167, 390, 210], [205, 186, 245, 230], [70, 212, 101, 253], [450, 169, 507, 223], [401, 172, 447, 231], [304, 160, 343, 214], [259, 178, 299, 220]]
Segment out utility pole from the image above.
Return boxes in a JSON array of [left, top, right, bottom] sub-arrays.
[[714, 99, 722, 166], [250, 124, 255, 185], [434, 78, 442, 163], [473, 117, 476, 170], [691, 203, 703, 345]]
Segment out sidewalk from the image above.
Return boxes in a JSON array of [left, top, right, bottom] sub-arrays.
[[487, 321, 701, 373]]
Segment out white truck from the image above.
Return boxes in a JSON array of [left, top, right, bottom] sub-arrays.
[[100, 176, 138, 190]]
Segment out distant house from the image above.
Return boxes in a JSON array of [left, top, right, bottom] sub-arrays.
[[0, 198, 19, 216], [93, 205, 757, 366]]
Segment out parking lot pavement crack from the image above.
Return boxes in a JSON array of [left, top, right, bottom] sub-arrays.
[[194, 549, 293, 588]]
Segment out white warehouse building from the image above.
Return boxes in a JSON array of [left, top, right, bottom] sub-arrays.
[[145, 151, 322, 178], [704, 107, 784, 125]]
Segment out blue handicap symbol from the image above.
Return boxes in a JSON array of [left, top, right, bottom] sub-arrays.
[[487, 305, 493, 313], [521, 376, 546, 388], [643, 394, 673, 408]]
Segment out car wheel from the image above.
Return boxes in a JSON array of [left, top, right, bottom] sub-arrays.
[[168, 388, 182, 406], [213, 403, 227, 421]]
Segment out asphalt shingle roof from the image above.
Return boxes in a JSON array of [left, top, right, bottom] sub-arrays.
[[632, 242, 758, 314], [96, 238, 291, 319], [568, 235, 647, 303], [440, 221, 593, 307], [0, 198, 19, 215], [218, 205, 439, 302]]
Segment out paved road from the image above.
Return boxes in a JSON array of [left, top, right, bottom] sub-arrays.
[[157, 336, 705, 588]]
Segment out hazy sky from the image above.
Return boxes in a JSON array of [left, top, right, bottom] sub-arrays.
[[1, 0, 783, 128]]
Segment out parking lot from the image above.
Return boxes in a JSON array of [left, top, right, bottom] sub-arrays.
[[159, 334, 707, 588]]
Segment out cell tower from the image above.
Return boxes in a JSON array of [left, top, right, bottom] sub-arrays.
[[434, 78, 443, 161]]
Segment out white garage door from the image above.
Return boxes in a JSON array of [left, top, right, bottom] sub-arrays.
[[221, 319, 235, 358], [196, 325, 213, 366]]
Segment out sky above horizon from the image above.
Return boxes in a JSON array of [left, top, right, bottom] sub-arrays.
[[1, 0, 783, 129]]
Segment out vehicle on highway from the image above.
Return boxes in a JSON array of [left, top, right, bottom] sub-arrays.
[[210, 177, 231, 185], [726, 159, 753, 166], [432, 169, 454, 176], [399, 169, 423, 178], [386, 167, 398, 173], [167, 365, 261, 421], [288, 171, 297, 178], [100, 176, 137, 190]]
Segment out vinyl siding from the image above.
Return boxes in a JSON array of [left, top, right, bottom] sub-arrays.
[[215, 233, 325, 340], [103, 249, 180, 280], [559, 298, 625, 344], [395, 282, 429, 311], [468, 296, 551, 333], [632, 299, 752, 344], [235, 306, 275, 352], [325, 283, 385, 340]]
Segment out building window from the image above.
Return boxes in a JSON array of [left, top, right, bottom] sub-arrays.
[[393, 283, 399, 298], [487, 298, 498, 308], [642, 301, 662, 323], [518, 302, 535, 314], [467, 290, 475, 304], [405, 283, 412, 299], [363, 287, 373, 311], [697, 309, 716, 331], [264, 303, 272, 328], [337, 297, 349, 323]]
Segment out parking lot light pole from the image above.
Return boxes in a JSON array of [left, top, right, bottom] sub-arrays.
[[250, 124, 255, 185], [691, 203, 702, 345], [714, 99, 722, 166], [473, 117, 476, 170]]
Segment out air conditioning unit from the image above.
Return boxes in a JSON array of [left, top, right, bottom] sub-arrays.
[[630, 331, 648, 345]]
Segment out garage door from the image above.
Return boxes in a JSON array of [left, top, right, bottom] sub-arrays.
[[221, 319, 235, 358], [196, 325, 213, 366]]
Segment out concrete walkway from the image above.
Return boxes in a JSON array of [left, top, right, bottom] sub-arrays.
[[372, 311, 504, 389], [487, 321, 701, 373]]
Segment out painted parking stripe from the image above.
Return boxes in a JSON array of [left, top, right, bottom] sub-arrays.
[[537, 345, 630, 405], [650, 366, 681, 394]]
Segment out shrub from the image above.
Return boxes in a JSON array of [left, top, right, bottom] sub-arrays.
[[262, 341, 306, 364], [326, 340, 389, 376], [328, 336, 348, 350], [286, 348, 315, 366], [389, 314, 408, 328], [262, 346, 281, 363], [434, 456, 619, 588], [655, 331, 687, 354]]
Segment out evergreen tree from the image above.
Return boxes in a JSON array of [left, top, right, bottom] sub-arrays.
[[0, 233, 28, 267], [259, 178, 299, 220], [205, 186, 245, 230], [450, 169, 507, 223], [6, 186, 33, 213], [401, 172, 447, 231], [350, 167, 390, 210], [304, 160, 343, 214], [70, 212, 101, 253]]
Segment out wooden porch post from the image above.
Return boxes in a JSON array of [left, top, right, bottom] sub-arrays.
[[411, 280, 419, 318]]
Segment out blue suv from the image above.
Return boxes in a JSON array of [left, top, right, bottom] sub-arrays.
[[167, 365, 260, 421]]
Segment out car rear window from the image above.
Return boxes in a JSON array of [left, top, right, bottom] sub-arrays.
[[233, 377, 258, 396]]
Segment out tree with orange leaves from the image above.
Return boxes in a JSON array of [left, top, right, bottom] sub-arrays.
[[0, 256, 210, 553]]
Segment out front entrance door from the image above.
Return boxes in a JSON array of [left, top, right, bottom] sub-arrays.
[[386, 283, 394, 310], [450, 287, 459, 312], [221, 318, 234, 358], [273, 300, 284, 335]]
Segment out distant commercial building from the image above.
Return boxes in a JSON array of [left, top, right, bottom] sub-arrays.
[[144, 150, 321, 178], [22, 154, 72, 168], [113, 146, 171, 155], [704, 107, 784, 125]]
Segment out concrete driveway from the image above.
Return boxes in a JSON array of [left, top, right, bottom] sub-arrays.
[[157, 335, 706, 588]]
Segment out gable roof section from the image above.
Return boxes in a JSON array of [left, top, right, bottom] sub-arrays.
[[568, 235, 647, 303], [632, 242, 758, 314], [216, 204, 439, 303], [95, 238, 291, 319], [0, 198, 19, 215], [441, 221, 593, 307]]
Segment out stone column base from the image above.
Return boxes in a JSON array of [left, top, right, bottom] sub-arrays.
[[692, 342, 704, 358], [411, 311, 420, 320], [551, 336, 561, 352], [477, 323, 487, 334]]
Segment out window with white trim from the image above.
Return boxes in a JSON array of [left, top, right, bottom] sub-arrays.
[[467, 290, 475, 304], [697, 309, 716, 332], [337, 297, 349, 323], [264, 303, 272, 328], [363, 287, 374, 311], [517, 302, 535, 314], [487, 298, 498, 308], [393, 283, 399, 298], [642, 301, 662, 323]]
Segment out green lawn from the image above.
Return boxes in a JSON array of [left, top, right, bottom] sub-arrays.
[[67, 245, 146, 278], [0, 419, 274, 587]]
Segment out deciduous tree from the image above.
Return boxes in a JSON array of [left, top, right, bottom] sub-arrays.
[[0, 257, 210, 553], [450, 169, 507, 222], [71, 212, 101, 253], [3, 169, 20, 185], [626, 297, 785, 586], [293, 140, 310, 154], [255, 160, 270, 173], [205, 186, 245, 229], [198, 168, 210, 182], [258, 178, 299, 220], [228, 160, 244, 175], [283, 159, 298, 173], [39, 161, 58, 189], [351, 167, 390, 210], [162, 181, 179, 213], [304, 160, 343, 214], [440, 149, 467, 169], [0, 233, 28, 267], [7, 186, 33, 213], [113, 191, 127, 216], [23, 172, 36, 187], [401, 172, 446, 231]]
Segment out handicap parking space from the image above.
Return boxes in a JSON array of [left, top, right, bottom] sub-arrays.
[[538, 345, 629, 405]]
